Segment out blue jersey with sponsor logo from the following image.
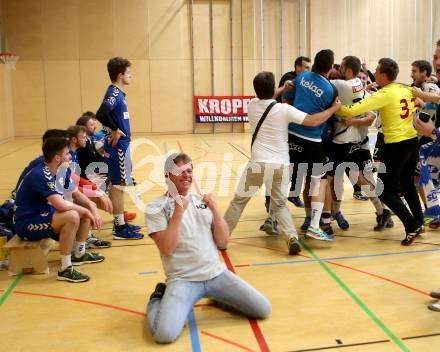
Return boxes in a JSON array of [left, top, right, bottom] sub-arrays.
[[16, 155, 76, 198], [14, 163, 61, 224], [102, 85, 131, 148], [15, 155, 45, 191], [285, 71, 336, 140]]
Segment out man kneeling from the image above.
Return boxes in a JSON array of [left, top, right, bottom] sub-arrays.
[[145, 153, 271, 344], [14, 138, 104, 282]]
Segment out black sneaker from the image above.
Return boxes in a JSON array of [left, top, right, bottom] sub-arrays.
[[149, 283, 166, 301], [374, 209, 392, 231], [401, 226, 424, 246], [72, 252, 105, 266], [86, 233, 112, 249], [57, 266, 90, 283], [287, 237, 301, 255]]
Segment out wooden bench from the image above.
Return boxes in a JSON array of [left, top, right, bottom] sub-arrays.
[[3, 235, 55, 276]]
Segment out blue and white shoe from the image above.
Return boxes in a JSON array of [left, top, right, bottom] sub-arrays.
[[112, 223, 142, 235], [300, 217, 311, 233], [332, 211, 349, 230], [305, 226, 334, 241], [287, 196, 304, 208], [113, 224, 144, 240]]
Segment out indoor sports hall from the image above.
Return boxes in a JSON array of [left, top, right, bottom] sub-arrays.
[[1, 1, 440, 351]]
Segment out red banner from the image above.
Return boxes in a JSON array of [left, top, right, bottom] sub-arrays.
[[194, 96, 254, 123]]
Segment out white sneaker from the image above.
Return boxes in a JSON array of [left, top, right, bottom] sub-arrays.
[[428, 300, 440, 312]]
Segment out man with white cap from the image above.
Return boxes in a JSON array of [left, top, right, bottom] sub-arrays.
[[144, 152, 271, 344]]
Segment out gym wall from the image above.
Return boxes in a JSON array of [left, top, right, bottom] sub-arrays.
[[0, 0, 439, 141]]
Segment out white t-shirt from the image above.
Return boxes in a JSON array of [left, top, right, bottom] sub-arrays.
[[248, 98, 307, 164], [145, 192, 226, 282], [331, 78, 375, 144]]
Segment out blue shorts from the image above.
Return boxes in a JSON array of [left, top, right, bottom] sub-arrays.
[[16, 211, 59, 241], [104, 143, 133, 186]]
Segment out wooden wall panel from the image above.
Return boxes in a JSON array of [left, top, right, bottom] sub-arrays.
[[12, 61, 47, 137], [150, 59, 192, 133], [44, 61, 82, 129], [148, 0, 190, 60], [79, 60, 108, 114], [78, 0, 114, 60], [3, 0, 43, 60], [114, 0, 148, 59], [42, 0, 79, 60], [124, 60, 151, 133], [0, 65, 14, 141]]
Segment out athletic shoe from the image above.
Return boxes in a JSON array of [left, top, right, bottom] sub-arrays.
[[424, 216, 437, 225], [300, 217, 311, 233], [86, 233, 112, 249], [353, 190, 368, 201], [333, 211, 349, 230], [113, 225, 144, 240], [430, 288, 440, 299], [428, 301, 440, 312], [57, 266, 90, 283], [401, 226, 424, 246], [429, 219, 440, 230], [386, 217, 394, 228], [124, 211, 137, 222], [287, 237, 301, 255], [374, 209, 392, 231], [305, 226, 334, 241], [259, 217, 278, 235], [149, 283, 166, 301], [287, 196, 304, 208], [321, 223, 334, 238], [112, 223, 143, 235], [71, 252, 105, 266]]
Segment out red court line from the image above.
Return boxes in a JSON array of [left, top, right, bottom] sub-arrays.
[[2, 290, 218, 316], [230, 240, 431, 297], [13, 291, 146, 316], [201, 330, 257, 352], [221, 250, 270, 352]]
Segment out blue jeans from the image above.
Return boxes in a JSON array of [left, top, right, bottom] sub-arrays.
[[147, 269, 271, 343]]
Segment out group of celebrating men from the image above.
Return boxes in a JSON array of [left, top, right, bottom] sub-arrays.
[[7, 39, 440, 343]]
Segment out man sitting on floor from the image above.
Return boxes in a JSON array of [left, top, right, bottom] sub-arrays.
[[144, 152, 271, 344]]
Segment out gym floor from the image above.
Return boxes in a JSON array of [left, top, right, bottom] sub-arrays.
[[1, 133, 440, 352]]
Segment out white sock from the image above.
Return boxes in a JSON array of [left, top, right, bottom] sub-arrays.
[[370, 197, 384, 215], [310, 202, 324, 228], [74, 241, 86, 258], [114, 214, 125, 227], [60, 254, 72, 271], [332, 200, 341, 214]]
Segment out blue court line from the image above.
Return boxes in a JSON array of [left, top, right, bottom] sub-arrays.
[[241, 247, 440, 268], [138, 271, 158, 275], [188, 308, 202, 352]]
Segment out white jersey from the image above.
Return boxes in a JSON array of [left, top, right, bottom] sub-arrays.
[[331, 78, 375, 144], [421, 82, 440, 118]]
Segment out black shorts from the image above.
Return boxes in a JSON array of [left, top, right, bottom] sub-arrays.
[[326, 142, 374, 176], [288, 134, 330, 178], [373, 132, 385, 161]]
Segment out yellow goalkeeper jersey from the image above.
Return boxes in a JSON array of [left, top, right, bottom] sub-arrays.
[[338, 83, 417, 143]]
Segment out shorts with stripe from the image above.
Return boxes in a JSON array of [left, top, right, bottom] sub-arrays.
[[16, 210, 59, 241], [105, 143, 133, 186]]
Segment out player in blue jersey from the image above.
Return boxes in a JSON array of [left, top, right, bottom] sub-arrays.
[[14, 138, 105, 282], [96, 57, 143, 240], [284, 49, 337, 241], [13, 129, 69, 195]]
